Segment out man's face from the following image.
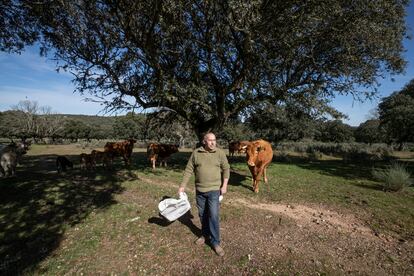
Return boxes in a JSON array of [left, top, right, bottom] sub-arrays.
[[203, 134, 216, 151]]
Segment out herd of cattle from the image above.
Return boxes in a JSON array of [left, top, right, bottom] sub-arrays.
[[1, 138, 273, 193]]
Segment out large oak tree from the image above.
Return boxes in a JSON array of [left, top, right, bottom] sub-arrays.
[[2, 0, 409, 139]]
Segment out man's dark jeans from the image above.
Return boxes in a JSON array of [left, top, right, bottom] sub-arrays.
[[196, 190, 220, 247]]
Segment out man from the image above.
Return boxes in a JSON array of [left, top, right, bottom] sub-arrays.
[[178, 132, 230, 257]]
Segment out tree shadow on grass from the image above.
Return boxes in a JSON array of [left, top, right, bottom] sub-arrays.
[[0, 154, 125, 275], [281, 158, 414, 192], [294, 159, 375, 180], [353, 183, 385, 191], [229, 169, 252, 192]]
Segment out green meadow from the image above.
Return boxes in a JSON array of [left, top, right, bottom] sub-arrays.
[[1, 144, 413, 275]]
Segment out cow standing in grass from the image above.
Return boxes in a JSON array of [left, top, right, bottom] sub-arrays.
[[80, 153, 95, 171], [146, 143, 179, 169], [228, 141, 239, 157], [0, 140, 30, 177], [91, 150, 110, 168], [56, 156, 73, 173], [242, 139, 273, 193], [104, 139, 136, 166]]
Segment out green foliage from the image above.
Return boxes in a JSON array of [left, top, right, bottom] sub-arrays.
[[4, 0, 408, 138], [342, 146, 377, 163], [63, 120, 92, 141], [372, 162, 412, 192], [60, 114, 116, 140], [0, 110, 27, 138], [219, 121, 254, 142], [306, 149, 323, 161], [0, 0, 39, 53], [276, 142, 394, 162], [246, 103, 320, 142], [378, 79, 414, 149], [355, 119, 385, 144], [144, 110, 197, 145], [274, 150, 291, 163], [0, 101, 67, 140], [316, 120, 354, 143], [112, 113, 145, 139]]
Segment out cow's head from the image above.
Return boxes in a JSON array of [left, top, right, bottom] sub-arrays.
[[12, 139, 30, 154], [244, 142, 265, 167], [20, 142, 29, 154], [237, 141, 249, 154]]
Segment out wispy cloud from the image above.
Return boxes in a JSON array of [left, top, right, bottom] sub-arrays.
[[0, 47, 73, 81], [0, 85, 107, 115]]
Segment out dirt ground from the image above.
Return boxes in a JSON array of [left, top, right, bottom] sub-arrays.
[[87, 176, 414, 275], [227, 197, 413, 275]]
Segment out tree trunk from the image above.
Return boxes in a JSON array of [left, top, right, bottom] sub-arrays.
[[192, 117, 226, 146]]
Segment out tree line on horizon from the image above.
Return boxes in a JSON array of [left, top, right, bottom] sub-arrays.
[[1, 78, 413, 149]]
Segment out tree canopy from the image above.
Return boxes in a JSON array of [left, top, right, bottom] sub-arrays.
[[0, 0, 39, 52], [2, 0, 409, 139], [246, 102, 321, 142], [316, 120, 355, 143], [378, 79, 414, 149], [112, 113, 145, 139], [354, 119, 383, 144]]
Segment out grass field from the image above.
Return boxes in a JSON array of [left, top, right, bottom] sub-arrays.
[[1, 144, 413, 275]]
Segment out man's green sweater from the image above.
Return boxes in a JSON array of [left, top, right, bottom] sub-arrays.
[[180, 146, 230, 192]]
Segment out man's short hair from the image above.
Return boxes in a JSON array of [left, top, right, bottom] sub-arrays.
[[203, 132, 216, 141]]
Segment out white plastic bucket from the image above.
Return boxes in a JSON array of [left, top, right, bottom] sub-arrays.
[[158, 192, 191, 222]]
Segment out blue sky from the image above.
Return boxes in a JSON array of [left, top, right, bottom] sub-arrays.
[[0, 3, 413, 126]]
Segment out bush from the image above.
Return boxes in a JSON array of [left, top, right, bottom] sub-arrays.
[[276, 142, 395, 161], [306, 148, 323, 161], [342, 145, 373, 163], [275, 150, 291, 162], [372, 162, 412, 192]]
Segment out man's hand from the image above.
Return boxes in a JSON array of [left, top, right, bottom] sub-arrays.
[[220, 185, 227, 195], [221, 178, 228, 195], [178, 186, 185, 194]]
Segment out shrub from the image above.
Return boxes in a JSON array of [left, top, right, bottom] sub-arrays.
[[275, 150, 291, 163], [276, 142, 395, 161], [342, 146, 372, 163], [372, 162, 412, 192], [306, 147, 323, 161], [375, 147, 395, 161]]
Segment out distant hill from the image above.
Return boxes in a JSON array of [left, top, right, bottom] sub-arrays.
[[0, 111, 146, 139], [57, 114, 117, 131]]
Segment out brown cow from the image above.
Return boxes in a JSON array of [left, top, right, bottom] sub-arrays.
[[228, 140, 250, 157], [228, 141, 238, 157], [147, 143, 179, 169], [91, 150, 110, 168], [80, 153, 95, 171], [56, 156, 73, 173], [104, 139, 136, 166], [242, 139, 273, 193]]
